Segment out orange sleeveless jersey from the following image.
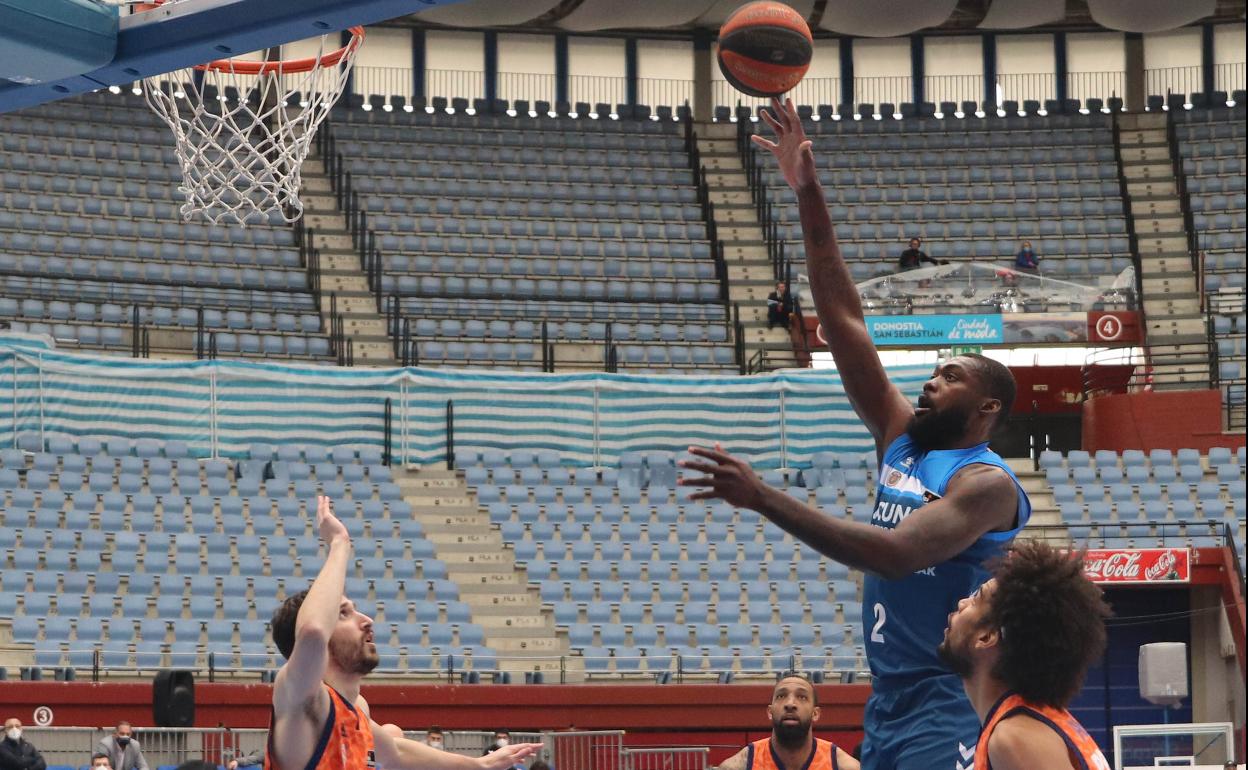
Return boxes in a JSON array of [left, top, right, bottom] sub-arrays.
[[264, 683, 376, 770], [746, 737, 841, 770], [975, 693, 1110, 770]]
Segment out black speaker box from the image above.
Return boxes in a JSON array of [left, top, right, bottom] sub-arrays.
[[153, 670, 195, 727]]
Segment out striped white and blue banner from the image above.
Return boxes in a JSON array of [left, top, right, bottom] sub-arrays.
[[0, 335, 929, 468]]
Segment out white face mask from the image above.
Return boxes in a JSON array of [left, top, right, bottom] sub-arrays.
[[495, 738, 509, 747], [5, 728, 20, 742], [427, 740, 443, 750]]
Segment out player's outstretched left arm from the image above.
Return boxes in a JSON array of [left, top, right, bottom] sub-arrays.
[[679, 446, 1017, 580], [369, 719, 543, 770]]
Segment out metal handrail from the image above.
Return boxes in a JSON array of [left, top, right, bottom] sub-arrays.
[[1082, 342, 1213, 399]]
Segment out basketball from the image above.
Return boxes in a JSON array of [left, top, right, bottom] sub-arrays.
[[717, 1, 813, 98]]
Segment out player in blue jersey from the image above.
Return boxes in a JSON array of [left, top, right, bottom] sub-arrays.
[[679, 97, 1031, 770]]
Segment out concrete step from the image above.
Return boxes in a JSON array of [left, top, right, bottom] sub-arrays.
[[1118, 113, 1167, 131], [1131, 198, 1183, 216], [449, 571, 527, 591], [1127, 180, 1178, 198], [710, 189, 753, 206], [707, 171, 747, 188], [551, 342, 603, 365], [1119, 145, 1171, 163], [490, 636, 567, 653], [1141, 276, 1198, 295], [1121, 162, 1174, 179], [715, 207, 763, 225], [319, 293, 375, 316], [305, 212, 349, 232], [721, 225, 766, 241], [1141, 295, 1201, 314], [701, 155, 743, 172], [1136, 235, 1191, 256], [501, 657, 575, 676], [1118, 128, 1167, 145], [724, 243, 770, 261], [727, 263, 775, 281], [426, 531, 503, 550], [480, 621, 560, 640], [310, 231, 353, 251], [463, 592, 544, 614], [699, 122, 738, 140], [1145, 316, 1208, 337]]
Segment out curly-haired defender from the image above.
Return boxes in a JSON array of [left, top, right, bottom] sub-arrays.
[[938, 540, 1112, 770]]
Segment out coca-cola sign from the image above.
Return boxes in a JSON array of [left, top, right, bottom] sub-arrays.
[[1083, 548, 1190, 584]]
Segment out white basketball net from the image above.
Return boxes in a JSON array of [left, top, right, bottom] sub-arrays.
[[142, 30, 362, 226]]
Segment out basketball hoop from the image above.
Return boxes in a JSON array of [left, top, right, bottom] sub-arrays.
[[129, 2, 363, 225]]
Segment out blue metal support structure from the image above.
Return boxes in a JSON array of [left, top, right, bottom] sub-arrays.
[[0, 0, 472, 113], [483, 30, 497, 104], [412, 27, 425, 101]]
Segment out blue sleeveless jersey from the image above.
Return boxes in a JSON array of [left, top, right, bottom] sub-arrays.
[[862, 433, 1031, 685]]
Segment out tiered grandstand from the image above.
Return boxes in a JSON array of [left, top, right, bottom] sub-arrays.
[[751, 109, 1134, 289], [0, 95, 332, 361]]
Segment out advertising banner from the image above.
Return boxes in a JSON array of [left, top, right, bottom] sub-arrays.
[[1082, 548, 1191, 584], [863, 315, 1004, 346]]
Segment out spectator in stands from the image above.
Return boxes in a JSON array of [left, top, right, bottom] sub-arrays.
[[767, 282, 792, 329], [96, 722, 149, 770], [424, 727, 445, 750], [226, 749, 264, 770], [483, 731, 525, 770], [897, 237, 945, 271], [0, 718, 46, 770], [90, 755, 112, 770], [1014, 240, 1039, 271]]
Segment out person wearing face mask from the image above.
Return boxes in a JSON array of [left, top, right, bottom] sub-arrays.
[[95, 722, 149, 770], [425, 728, 445, 751], [0, 719, 46, 770], [482, 732, 525, 770]]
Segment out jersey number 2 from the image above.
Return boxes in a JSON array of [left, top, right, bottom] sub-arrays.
[[871, 603, 886, 643]]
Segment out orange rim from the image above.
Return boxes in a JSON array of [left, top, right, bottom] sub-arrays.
[[133, 0, 364, 75], [197, 27, 364, 74]]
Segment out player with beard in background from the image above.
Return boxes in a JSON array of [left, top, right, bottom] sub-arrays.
[[264, 496, 541, 770], [680, 97, 1032, 770], [713, 674, 858, 770]]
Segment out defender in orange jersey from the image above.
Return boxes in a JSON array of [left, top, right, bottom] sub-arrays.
[[938, 540, 1112, 770], [714, 674, 859, 770], [264, 495, 542, 770]]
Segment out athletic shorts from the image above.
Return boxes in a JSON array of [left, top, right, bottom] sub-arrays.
[[859, 675, 981, 770]]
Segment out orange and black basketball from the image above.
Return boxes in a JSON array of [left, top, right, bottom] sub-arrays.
[[717, 1, 813, 98]]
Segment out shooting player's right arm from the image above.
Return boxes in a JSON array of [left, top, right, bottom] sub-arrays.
[[755, 99, 913, 447]]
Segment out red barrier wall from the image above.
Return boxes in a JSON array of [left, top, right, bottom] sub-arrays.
[[1082, 389, 1245, 452], [0, 682, 871, 764]]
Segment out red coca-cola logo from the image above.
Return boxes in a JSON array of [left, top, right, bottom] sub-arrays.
[[1144, 550, 1177, 581], [1084, 551, 1141, 579]]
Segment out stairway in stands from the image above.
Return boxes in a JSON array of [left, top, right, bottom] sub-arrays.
[[395, 463, 578, 681], [1116, 112, 1210, 389], [696, 122, 800, 371], [300, 157, 395, 366]]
